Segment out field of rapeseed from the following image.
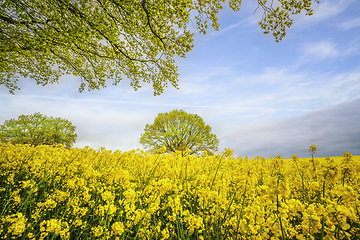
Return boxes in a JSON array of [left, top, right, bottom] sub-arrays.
[[0, 143, 359, 240]]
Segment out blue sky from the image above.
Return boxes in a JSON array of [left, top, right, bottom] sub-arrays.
[[1, 0, 359, 158]]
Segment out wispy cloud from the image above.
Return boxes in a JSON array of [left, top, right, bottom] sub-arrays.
[[221, 69, 359, 116], [207, 17, 254, 38], [0, 94, 313, 112], [293, 0, 355, 25], [337, 17, 360, 30], [301, 41, 339, 61], [299, 39, 360, 63], [311, 0, 354, 22]]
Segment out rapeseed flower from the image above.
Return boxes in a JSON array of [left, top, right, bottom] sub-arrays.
[[1, 213, 27, 237], [111, 222, 125, 236], [39, 219, 62, 237], [1, 143, 359, 239], [91, 225, 104, 237]]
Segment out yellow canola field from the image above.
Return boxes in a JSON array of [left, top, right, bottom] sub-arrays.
[[0, 143, 359, 240]]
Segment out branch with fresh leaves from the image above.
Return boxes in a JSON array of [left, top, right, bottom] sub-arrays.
[[1, 0, 320, 94]]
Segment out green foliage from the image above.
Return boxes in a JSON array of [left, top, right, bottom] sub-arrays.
[[0, 0, 319, 95], [257, 0, 320, 42], [0, 112, 77, 148], [140, 109, 219, 155]]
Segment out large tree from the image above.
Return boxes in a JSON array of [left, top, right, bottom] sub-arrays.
[[140, 109, 219, 155], [0, 0, 319, 95], [0, 112, 77, 148]]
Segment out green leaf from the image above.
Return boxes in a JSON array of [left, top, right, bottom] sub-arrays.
[[140, 109, 219, 156], [0, 113, 77, 148]]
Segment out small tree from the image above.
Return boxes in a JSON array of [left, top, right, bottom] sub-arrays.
[[0, 112, 77, 148], [140, 109, 219, 156]]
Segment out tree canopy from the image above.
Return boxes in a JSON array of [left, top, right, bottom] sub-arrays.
[[0, 112, 77, 148], [1, 0, 319, 95], [140, 109, 219, 155]]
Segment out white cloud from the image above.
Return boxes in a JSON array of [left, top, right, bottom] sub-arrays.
[[310, 0, 354, 22], [299, 38, 360, 64], [337, 17, 360, 30], [292, 0, 355, 26], [302, 41, 339, 61], [206, 17, 255, 39]]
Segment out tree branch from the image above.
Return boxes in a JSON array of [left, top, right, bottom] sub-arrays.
[[141, 0, 166, 50]]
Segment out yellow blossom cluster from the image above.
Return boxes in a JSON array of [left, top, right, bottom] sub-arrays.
[[0, 143, 359, 239]]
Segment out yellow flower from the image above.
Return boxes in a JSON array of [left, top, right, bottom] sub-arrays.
[[12, 193, 22, 206], [223, 148, 233, 157], [134, 209, 146, 225], [157, 146, 167, 154], [309, 145, 317, 153], [1, 143, 359, 240], [111, 222, 125, 236], [21, 180, 32, 189], [40, 219, 62, 235], [292, 155, 299, 162], [161, 228, 170, 240], [91, 225, 104, 237], [101, 190, 115, 202], [107, 203, 118, 216], [27, 232, 35, 239], [54, 190, 70, 202], [43, 198, 57, 209], [2, 213, 27, 236], [278, 206, 288, 219], [72, 219, 83, 227], [123, 188, 137, 203]]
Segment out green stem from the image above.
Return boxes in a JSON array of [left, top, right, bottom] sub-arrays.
[[321, 169, 330, 240], [246, 219, 253, 240], [221, 187, 238, 224], [320, 218, 325, 240], [334, 214, 350, 240], [277, 194, 287, 240], [134, 193, 159, 240], [185, 159, 188, 196], [140, 155, 161, 198], [294, 160, 306, 203], [210, 155, 224, 191], [235, 187, 247, 240]]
